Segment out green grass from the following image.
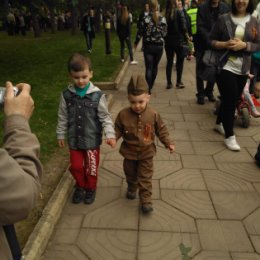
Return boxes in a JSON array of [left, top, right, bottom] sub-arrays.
[[0, 30, 126, 162]]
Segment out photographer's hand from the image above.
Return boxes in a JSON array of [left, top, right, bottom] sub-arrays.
[[4, 81, 34, 120]]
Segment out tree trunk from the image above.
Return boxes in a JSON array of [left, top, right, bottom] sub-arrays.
[[4, 0, 9, 13], [71, 5, 78, 35], [49, 6, 56, 34]]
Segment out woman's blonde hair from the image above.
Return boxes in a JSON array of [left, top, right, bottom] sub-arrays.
[[149, 0, 159, 25], [120, 5, 129, 25]]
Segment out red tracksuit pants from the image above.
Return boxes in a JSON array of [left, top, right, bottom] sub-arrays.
[[69, 148, 100, 190]]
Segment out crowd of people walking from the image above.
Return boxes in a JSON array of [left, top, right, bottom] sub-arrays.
[[4, 0, 260, 154]]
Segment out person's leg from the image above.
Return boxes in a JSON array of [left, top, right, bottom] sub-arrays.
[[138, 158, 153, 213], [151, 46, 163, 89], [165, 44, 174, 87], [69, 149, 85, 203], [195, 50, 205, 104], [119, 37, 125, 60], [216, 70, 247, 138], [84, 148, 100, 204], [205, 80, 216, 101], [85, 32, 91, 50], [176, 45, 185, 87], [70, 149, 85, 187], [123, 159, 138, 199], [143, 46, 154, 92], [125, 37, 134, 61], [89, 35, 93, 50]]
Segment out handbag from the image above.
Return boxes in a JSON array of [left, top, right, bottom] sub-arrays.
[[201, 14, 233, 82], [182, 43, 190, 57], [200, 49, 221, 82]]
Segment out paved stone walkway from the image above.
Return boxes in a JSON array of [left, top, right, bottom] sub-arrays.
[[42, 48, 260, 260]]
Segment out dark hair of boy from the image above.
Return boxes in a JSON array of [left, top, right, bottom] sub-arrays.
[[67, 53, 92, 72]]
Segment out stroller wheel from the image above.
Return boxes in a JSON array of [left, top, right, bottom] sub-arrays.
[[241, 107, 250, 128]]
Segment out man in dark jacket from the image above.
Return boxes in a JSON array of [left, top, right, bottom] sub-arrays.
[[81, 8, 95, 53], [195, 0, 229, 104]]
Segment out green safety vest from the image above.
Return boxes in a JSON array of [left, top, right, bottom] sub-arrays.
[[187, 7, 198, 35]]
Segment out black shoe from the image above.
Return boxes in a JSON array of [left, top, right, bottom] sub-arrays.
[[166, 83, 173, 89], [197, 95, 205, 105], [205, 93, 216, 102], [141, 203, 153, 214], [84, 189, 96, 204], [72, 187, 85, 204], [126, 191, 136, 200], [176, 82, 185, 89]]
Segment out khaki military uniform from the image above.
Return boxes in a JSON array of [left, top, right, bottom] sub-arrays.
[[115, 106, 173, 204]]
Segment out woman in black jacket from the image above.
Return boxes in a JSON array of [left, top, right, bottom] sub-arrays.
[[134, 0, 167, 94], [117, 5, 137, 64], [165, 0, 188, 89]]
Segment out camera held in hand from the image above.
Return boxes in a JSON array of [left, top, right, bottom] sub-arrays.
[[0, 87, 19, 107]]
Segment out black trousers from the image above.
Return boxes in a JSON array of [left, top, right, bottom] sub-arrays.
[[196, 49, 215, 97], [216, 69, 247, 138], [143, 44, 163, 90], [84, 32, 94, 50], [119, 37, 133, 61], [165, 43, 184, 85], [105, 29, 111, 54]]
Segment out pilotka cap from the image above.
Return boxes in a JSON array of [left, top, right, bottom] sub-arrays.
[[127, 74, 149, 95]]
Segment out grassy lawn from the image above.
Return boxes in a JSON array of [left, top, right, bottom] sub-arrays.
[[0, 30, 125, 162]]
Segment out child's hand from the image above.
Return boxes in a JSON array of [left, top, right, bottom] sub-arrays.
[[58, 139, 65, 148], [106, 138, 116, 148], [168, 144, 175, 153]]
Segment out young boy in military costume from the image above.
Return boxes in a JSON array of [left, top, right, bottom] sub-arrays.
[[115, 74, 175, 214]]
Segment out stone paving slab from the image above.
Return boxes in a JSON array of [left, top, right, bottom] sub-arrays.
[[210, 191, 260, 219], [40, 44, 260, 260], [192, 251, 232, 260], [138, 232, 200, 260], [197, 220, 254, 252], [202, 170, 255, 192], [161, 190, 216, 219]]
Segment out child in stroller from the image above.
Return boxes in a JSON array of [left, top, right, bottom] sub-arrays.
[[215, 74, 260, 129], [243, 74, 260, 118]]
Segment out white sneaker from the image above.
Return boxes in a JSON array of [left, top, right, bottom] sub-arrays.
[[214, 123, 225, 136], [130, 60, 138, 65], [224, 135, 240, 151]]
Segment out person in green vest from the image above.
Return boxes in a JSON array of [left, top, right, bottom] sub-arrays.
[[187, 1, 198, 51], [187, 0, 198, 37]]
